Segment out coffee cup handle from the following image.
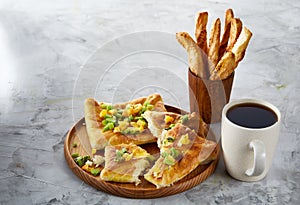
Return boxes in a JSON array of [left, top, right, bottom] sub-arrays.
[[245, 139, 266, 177]]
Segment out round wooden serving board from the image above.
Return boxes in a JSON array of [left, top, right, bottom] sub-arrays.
[[64, 105, 220, 198]]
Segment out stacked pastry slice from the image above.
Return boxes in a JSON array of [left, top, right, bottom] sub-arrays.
[[100, 143, 152, 185], [84, 94, 166, 150], [142, 111, 217, 188]]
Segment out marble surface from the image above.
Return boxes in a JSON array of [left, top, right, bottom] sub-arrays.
[[0, 0, 299, 204]]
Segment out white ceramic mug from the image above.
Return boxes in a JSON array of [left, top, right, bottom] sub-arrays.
[[221, 99, 281, 182]]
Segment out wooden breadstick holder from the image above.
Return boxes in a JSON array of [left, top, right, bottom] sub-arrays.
[[188, 68, 234, 124]]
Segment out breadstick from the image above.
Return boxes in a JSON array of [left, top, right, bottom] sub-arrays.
[[219, 9, 234, 59], [208, 18, 221, 75], [226, 18, 243, 51], [176, 32, 207, 78], [195, 12, 208, 54], [210, 51, 237, 80], [231, 26, 253, 63]]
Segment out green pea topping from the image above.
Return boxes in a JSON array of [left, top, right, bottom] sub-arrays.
[[163, 155, 176, 166], [180, 115, 189, 124], [71, 153, 79, 158], [101, 104, 113, 110], [74, 155, 90, 167], [91, 168, 101, 176], [103, 122, 114, 132], [170, 147, 179, 158]]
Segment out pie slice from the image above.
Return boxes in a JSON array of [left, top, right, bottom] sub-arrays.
[[100, 143, 152, 185], [142, 111, 208, 142], [142, 111, 182, 138], [84, 94, 167, 150], [144, 123, 217, 188]]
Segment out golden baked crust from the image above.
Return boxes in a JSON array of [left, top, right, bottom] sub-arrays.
[[142, 111, 207, 139], [84, 94, 166, 150], [142, 111, 182, 138], [144, 123, 217, 188], [100, 143, 151, 184]]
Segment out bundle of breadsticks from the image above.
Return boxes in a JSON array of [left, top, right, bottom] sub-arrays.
[[176, 9, 252, 80]]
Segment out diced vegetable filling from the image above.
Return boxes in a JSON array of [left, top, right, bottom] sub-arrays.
[[161, 147, 181, 166], [72, 154, 104, 176], [99, 101, 154, 134], [115, 147, 131, 162], [179, 114, 189, 124]]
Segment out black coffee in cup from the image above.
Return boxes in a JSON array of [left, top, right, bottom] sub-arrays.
[[226, 102, 278, 129]]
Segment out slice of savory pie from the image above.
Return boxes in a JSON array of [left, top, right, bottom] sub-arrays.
[[100, 143, 152, 185], [142, 111, 182, 137], [144, 123, 217, 188], [84, 94, 167, 150], [142, 111, 208, 146]]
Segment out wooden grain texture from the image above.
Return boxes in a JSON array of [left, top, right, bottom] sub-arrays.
[[188, 68, 234, 124], [64, 105, 220, 199]]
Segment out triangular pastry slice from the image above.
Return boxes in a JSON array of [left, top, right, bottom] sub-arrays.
[[142, 111, 182, 138], [100, 143, 152, 185], [142, 111, 208, 142], [144, 123, 217, 188], [84, 94, 167, 150]]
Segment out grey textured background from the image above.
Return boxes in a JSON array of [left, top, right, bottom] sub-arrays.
[[0, 0, 299, 204]]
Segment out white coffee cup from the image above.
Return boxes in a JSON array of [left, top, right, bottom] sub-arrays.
[[221, 99, 280, 181]]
